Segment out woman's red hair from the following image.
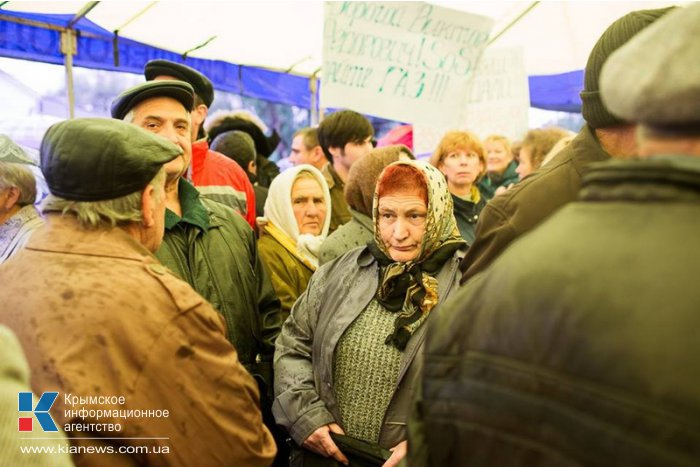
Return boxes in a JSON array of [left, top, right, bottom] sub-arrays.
[[376, 164, 428, 205]]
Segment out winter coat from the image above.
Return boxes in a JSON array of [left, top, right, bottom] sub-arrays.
[[191, 139, 257, 228], [318, 209, 373, 265], [258, 225, 314, 318], [273, 245, 464, 450], [477, 160, 519, 199], [0, 214, 276, 466], [452, 192, 486, 246], [0, 325, 73, 467], [322, 164, 352, 233], [461, 125, 610, 283], [156, 179, 283, 383], [414, 156, 700, 466]]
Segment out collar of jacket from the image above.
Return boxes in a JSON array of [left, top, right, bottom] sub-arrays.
[[24, 213, 154, 262], [165, 178, 210, 230], [350, 208, 373, 232], [580, 155, 700, 203]]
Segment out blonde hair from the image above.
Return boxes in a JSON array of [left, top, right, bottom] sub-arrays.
[[430, 130, 486, 179], [484, 135, 512, 157]]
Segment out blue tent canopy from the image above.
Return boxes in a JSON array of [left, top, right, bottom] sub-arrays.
[[0, 9, 582, 113]]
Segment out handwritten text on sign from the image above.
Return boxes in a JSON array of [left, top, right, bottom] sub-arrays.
[[321, 2, 493, 125], [413, 47, 530, 155]]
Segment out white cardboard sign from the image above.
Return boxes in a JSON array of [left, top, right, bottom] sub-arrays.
[[321, 1, 493, 126], [413, 47, 531, 155]]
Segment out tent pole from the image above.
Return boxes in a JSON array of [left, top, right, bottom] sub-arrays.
[[487, 1, 540, 46], [310, 68, 320, 126], [61, 30, 77, 119]]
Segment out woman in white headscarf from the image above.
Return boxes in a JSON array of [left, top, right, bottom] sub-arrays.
[[257, 164, 331, 317]]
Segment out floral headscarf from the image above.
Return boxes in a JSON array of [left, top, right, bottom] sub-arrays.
[[369, 160, 466, 350], [258, 164, 331, 269]]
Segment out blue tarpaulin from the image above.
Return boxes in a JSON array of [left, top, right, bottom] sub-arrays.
[[0, 9, 582, 113]]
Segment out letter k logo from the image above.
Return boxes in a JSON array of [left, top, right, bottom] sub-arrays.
[[18, 392, 59, 432]]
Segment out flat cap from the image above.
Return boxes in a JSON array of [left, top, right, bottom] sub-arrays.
[[600, 3, 700, 132], [41, 118, 182, 201], [144, 59, 215, 107], [111, 80, 194, 120]]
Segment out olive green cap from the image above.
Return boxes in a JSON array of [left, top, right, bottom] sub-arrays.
[[40, 118, 182, 201]]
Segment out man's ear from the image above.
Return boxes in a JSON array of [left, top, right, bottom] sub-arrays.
[[247, 160, 257, 175], [311, 145, 325, 164], [191, 104, 208, 129], [328, 146, 342, 162], [141, 185, 156, 228]]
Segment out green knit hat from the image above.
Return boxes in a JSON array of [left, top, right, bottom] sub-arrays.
[[580, 7, 674, 129]]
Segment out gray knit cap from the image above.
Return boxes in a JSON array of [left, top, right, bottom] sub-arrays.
[[580, 7, 673, 129]]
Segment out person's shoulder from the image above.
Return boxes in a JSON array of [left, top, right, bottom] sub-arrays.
[[489, 142, 581, 214], [207, 148, 249, 177], [199, 196, 253, 233], [139, 260, 207, 313]]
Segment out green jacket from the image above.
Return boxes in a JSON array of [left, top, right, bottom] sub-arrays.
[[414, 156, 700, 466], [477, 160, 519, 199], [156, 179, 283, 376], [323, 164, 352, 233], [258, 226, 314, 318], [462, 125, 610, 282]]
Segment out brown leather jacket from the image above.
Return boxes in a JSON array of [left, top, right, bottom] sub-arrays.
[[0, 215, 275, 466]]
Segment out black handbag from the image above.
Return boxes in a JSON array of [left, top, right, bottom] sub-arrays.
[[288, 434, 392, 467]]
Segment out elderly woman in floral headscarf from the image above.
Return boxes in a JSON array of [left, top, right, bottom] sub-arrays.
[[273, 160, 466, 467], [318, 144, 415, 265], [257, 164, 331, 318]]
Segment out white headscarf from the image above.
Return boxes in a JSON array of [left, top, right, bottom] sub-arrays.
[[258, 164, 331, 267]]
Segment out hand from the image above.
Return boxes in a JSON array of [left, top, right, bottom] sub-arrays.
[[382, 440, 407, 467], [302, 423, 349, 465]]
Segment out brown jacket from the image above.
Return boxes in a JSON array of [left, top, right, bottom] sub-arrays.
[[0, 215, 275, 467]]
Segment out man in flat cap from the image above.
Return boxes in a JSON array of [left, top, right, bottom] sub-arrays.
[[458, 7, 674, 284], [144, 59, 257, 228], [111, 81, 283, 414], [0, 118, 276, 466], [409, 4, 700, 466], [0, 134, 44, 263]]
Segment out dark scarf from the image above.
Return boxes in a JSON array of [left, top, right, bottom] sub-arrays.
[[368, 238, 465, 350]]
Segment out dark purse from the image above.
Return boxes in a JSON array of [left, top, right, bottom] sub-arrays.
[[288, 434, 392, 467]]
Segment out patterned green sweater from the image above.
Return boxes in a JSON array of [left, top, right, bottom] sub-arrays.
[[333, 299, 403, 443]]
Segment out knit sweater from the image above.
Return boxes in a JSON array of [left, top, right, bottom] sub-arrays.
[[333, 299, 403, 443]]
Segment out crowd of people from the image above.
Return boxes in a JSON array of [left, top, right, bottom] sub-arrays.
[[0, 3, 699, 467]]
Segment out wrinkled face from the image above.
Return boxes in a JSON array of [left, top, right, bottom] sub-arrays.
[[378, 191, 428, 262], [439, 149, 484, 190], [336, 137, 373, 170], [485, 140, 512, 175], [131, 97, 192, 183], [291, 176, 327, 235], [289, 135, 316, 166], [516, 146, 533, 179]]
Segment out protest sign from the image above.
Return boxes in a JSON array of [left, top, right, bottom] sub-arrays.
[[413, 47, 530, 155], [321, 1, 493, 126]]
